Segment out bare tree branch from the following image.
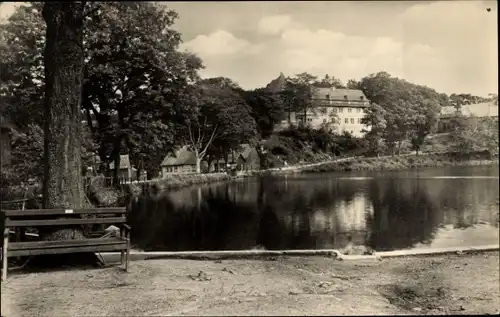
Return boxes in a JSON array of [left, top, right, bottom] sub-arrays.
[[198, 116, 207, 146], [200, 124, 219, 157], [186, 121, 197, 151]]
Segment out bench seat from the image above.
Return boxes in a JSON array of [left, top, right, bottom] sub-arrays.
[[8, 237, 127, 257]]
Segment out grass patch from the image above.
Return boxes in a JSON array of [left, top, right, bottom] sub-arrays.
[[135, 173, 232, 193]]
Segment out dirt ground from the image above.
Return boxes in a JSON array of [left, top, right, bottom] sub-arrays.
[[1, 251, 499, 316]]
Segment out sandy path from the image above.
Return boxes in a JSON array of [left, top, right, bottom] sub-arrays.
[[1, 251, 499, 316]]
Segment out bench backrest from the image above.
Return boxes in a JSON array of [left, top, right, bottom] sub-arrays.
[[1, 207, 127, 228]]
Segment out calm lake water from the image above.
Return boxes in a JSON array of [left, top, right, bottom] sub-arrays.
[[129, 165, 499, 252]]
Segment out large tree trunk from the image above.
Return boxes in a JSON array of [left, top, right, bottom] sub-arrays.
[[42, 2, 86, 210], [38, 3, 101, 267]]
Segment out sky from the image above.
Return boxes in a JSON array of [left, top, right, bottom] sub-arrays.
[[1, 1, 497, 96]]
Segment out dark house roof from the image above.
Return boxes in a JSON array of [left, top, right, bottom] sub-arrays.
[[161, 146, 197, 166], [265, 72, 287, 92], [236, 144, 254, 161], [312, 87, 367, 101]]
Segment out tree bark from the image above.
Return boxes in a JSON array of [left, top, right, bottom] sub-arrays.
[[39, 3, 102, 268], [195, 157, 202, 173], [42, 2, 86, 210], [397, 140, 402, 156]]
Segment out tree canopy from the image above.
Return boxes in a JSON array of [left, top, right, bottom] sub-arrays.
[[178, 77, 257, 172], [359, 71, 447, 155], [1, 2, 204, 178]]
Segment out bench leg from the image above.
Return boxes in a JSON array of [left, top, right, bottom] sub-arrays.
[[125, 246, 130, 272], [16, 228, 21, 262], [124, 229, 131, 272], [2, 232, 8, 281]]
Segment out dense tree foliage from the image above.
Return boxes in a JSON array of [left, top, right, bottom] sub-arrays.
[[449, 116, 499, 156], [243, 88, 284, 138], [1, 2, 203, 180], [361, 103, 387, 157], [359, 71, 446, 155], [179, 77, 256, 172], [0, 3, 45, 129], [316, 74, 345, 89], [449, 93, 492, 108]]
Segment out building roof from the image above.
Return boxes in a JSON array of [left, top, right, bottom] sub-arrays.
[[161, 146, 197, 166], [264, 73, 368, 107], [109, 154, 131, 170], [265, 72, 287, 92], [312, 87, 367, 101], [232, 144, 254, 161], [240, 144, 254, 160], [440, 102, 498, 118]]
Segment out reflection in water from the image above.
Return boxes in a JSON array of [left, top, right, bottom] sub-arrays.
[[128, 165, 499, 252]]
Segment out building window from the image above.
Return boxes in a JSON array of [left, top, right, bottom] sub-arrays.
[[360, 96, 364, 101], [350, 118, 354, 124], [357, 118, 361, 124], [345, 118, 349, 124], [357, 108, 361, 113], [338, 108, 343, 113], [348, 108, 352, 113], [344, 95, 348, 100], [325, 94, 330, 100], [332, 107, 337, 113]]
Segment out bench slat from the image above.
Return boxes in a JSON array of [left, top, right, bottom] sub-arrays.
[[2, 208, 126, 217], [5, 217, 127, 227], [7, 243, 127, 257], [9, 238, 127, 250]]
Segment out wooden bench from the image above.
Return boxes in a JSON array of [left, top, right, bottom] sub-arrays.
[[1, 207, 131, 280]]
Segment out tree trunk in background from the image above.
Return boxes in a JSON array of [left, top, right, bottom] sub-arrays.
[[195, 156, 202, 173], [42, 2, 86, 210], [397, 140, 402, 156]]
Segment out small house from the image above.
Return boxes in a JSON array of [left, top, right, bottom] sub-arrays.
[[108, 154, 137, 182], [161, 146, 198, 175], [235, 144, 261, 171]]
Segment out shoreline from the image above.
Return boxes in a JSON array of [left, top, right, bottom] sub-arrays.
[[248, 152, 498, 177], [123, 152, 497, 195]]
